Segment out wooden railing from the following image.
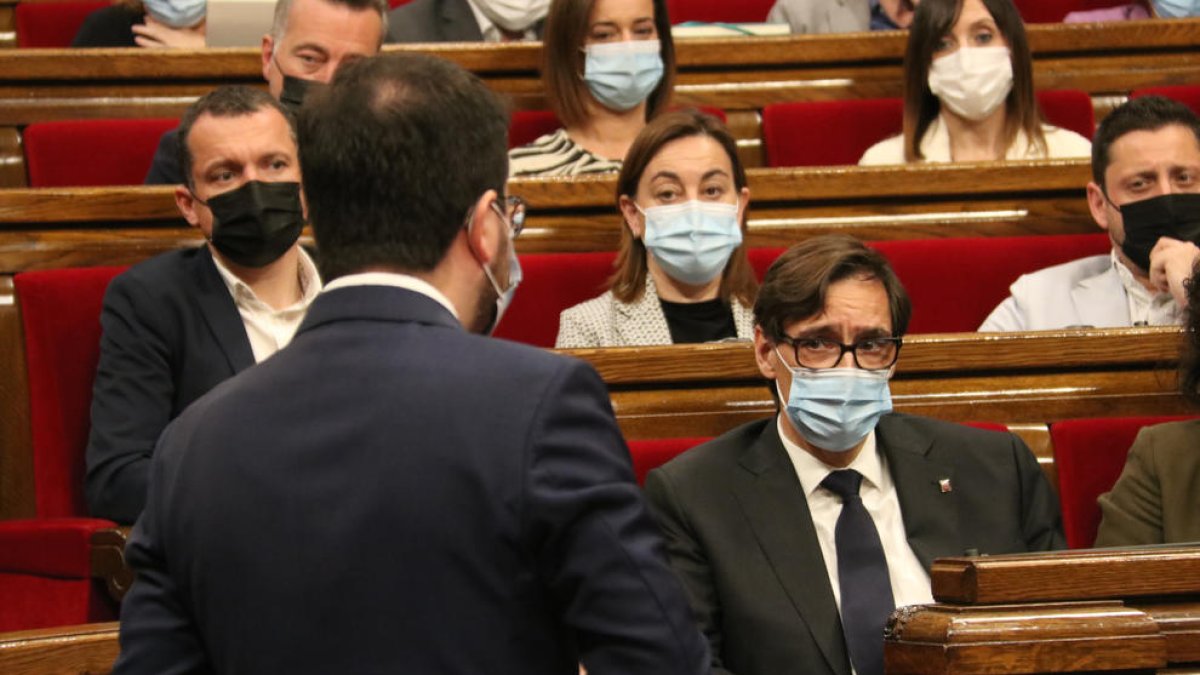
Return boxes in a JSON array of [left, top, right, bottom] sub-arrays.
[[0, 621, 119, 675]]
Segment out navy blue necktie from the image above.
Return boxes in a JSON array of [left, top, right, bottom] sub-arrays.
[[821, 469, 894, 675]]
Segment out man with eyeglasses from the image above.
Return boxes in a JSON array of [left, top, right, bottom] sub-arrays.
[[644, 234, 1064, 675], [113, 53, 709, 675]]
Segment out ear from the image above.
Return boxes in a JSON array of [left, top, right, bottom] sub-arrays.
[[1086, 181, 1112, 232], [753, 325, 778, 381], [465, 190, 502, 265], [174, 185, 203, 229], [736, 186, 751, 227], [619, 194, 644, 239], [261, 35, 275, 81]]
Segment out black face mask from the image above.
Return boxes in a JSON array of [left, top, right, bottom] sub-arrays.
[[1118, 192, 1200, 272], [199, 180, 304, 268], [279, 74, 326, 114]]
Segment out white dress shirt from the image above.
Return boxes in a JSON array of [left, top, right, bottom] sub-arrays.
[[1112, 249, 1182, 327], [777, 415, 934, 615], [323, 271, 460, 320], [212, 247, 322, 363]]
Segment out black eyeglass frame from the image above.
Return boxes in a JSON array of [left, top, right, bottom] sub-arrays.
[[776, 335, 903, 371]]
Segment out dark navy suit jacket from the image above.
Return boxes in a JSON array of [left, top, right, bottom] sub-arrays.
[[645, 414, 1065, 675], [113, 284, 709, 674], [86, 246, 254, 523]]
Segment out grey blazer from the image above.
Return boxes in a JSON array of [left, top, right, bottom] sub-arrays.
[[767, 0, 869, 34], [555, 275, 755, 348], [387, 0, 482, 42]]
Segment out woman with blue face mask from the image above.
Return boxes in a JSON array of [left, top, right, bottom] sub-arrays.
[[555, 110, 759, 348], [73, 0, 206, 48], [508, 0, 676, 177], [859, 0, 1091, 165]]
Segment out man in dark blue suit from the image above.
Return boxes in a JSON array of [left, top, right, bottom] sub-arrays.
[[87, 86, 321, 524], [113, 53, 709, 675]]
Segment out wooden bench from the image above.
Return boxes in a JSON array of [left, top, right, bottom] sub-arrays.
[[0, 621, 118, 675], [0, 161, 1097, 266], [886, 547, 1200, 673], [0, 18, 1196, 178]]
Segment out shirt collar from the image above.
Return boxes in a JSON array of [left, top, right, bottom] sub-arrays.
[[1111, 248, 1174, 307], [322, 271, 459, 321], [211, 245, 322, 311], [776, 414, 884, 497]]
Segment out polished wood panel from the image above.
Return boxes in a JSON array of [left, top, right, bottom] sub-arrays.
[[0, 126, 24, 188], [0, 622, 118, 675], [90, 527, 132, 603], [0, 0, 14, 51], [0, 274, 33, 520]]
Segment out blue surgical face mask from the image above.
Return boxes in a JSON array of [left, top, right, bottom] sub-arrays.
[[1153, 0, 1200, 17], [143, 0, 206, 28], [583, 40, 664, 112], [774, 347, 893, 452], [639, 200, 742, 286]]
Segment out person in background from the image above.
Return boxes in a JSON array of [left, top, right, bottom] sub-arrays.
[[73, 0, 206, 48], [388, 0, 548, 42], [556, 110, 757, 347], [767, 0, 919, 34], [508, 0, 676, 177], [859, 0, 1091, 165], [980, 95, 1200, 331], [1095, 256, 1200, 546], [1066, 0, 1198, 22], [143, 0, 387, 184]]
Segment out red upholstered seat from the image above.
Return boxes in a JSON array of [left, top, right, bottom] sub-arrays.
[[24, 118, 179, 188], [2, 266, 128, 632], [762, 98, 903, 168], [627, 437, 712, 484], [15, 0, 109, 47], [1131, 85, 1200, 117], [667, 0, 775, 23], [1037, 89, 1095, 140], [494, 251, 617, 347], [1051, 415, 1196, 549], [1012, 0, 1130, 22]]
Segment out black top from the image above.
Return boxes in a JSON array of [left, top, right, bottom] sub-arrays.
[[72, 4, 142, 48], [659, 297, 737, 344]]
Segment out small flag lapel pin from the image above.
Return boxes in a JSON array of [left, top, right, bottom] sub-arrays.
[[938, 478, 952, 493]]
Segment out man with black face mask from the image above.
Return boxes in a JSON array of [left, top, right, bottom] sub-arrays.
[[981, 95, 1200, 331], [143, 0, 387, 184], [86, 86, 320, 524]]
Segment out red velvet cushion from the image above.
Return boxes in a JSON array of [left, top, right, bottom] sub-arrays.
[[750, 235, 1112, 334], [1037, 89, 1095, 140], [627, 437, 712, 484], [762, 99, 903, 168], [1132, 85, 1200, 118], [0, 573, 114, 632], [24, 118, 180, 188], [494, 252, 617, 347], [14, 266, 127, 518], [1051, 415, 1196, 549], [667, 0, 775, 23], [0, 518, 115, 578], [15, 1, 110, 48], [509, 111, 561, 149]]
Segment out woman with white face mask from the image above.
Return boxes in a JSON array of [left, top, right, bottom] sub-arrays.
[[555, 110, 759, 348], [859, 0, 1091, 165], [508, 0, 677, 177]]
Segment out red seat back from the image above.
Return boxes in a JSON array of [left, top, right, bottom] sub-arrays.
[[15, 0, 109, 47], [627, 437, 712, 484], [1037, 89, 1095, 139], [509, 110, 561, 149], [762, 98, 903, 168], [1013, 0, 1129, 22], [1051, 415, 1195, 549], [494, 251, 617, 347], [14, 266, 127, 517], [667, 0, 775, 23], [1131, 85, 1200, 118], [24, 118, 179, 188]]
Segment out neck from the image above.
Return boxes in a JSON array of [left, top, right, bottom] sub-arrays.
[[778, 411, 866, 469], [648, 261, 722, 303], [566, 102, 647, 161], [213, 244, 303, 311], [942, 107, 1009, 162]]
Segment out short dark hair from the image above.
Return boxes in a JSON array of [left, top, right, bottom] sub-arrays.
[[541, 0, 676, 129], [754, 235, 912, 342], [177, 85, 296, 189], [298, 53, 509, 281], [270, 0, 389, 48], [610, 109, 758, 308], [1091, 95, 1200, 191], [902, 0, 1043, 162]]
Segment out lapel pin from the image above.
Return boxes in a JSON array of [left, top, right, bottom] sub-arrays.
[[938, 478, 952, 493]]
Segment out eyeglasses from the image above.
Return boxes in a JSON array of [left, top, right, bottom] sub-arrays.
[[777, 335, 902, 371], [490, 195, 526, 239]]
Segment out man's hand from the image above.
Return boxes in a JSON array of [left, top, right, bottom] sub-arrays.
[[133, 16, 206, 49], [1149, 237, 1200, 308]]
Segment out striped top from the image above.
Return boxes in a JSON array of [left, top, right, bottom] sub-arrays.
[[508, 129, 623, 178]]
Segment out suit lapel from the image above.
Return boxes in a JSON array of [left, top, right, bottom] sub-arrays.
[[732, 421, 850, 675], [440, 0, 485, 41], [1071, 265, 1130, 328], [613, 274, 673, 345], [877, 415, 960, 570], [192, 247, 256, 374]]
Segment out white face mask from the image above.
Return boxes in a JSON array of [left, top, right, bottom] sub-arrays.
[[927, 46, 1014, 121], [469, 0, 550, 33], [1153, 0, 1200, 17]]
